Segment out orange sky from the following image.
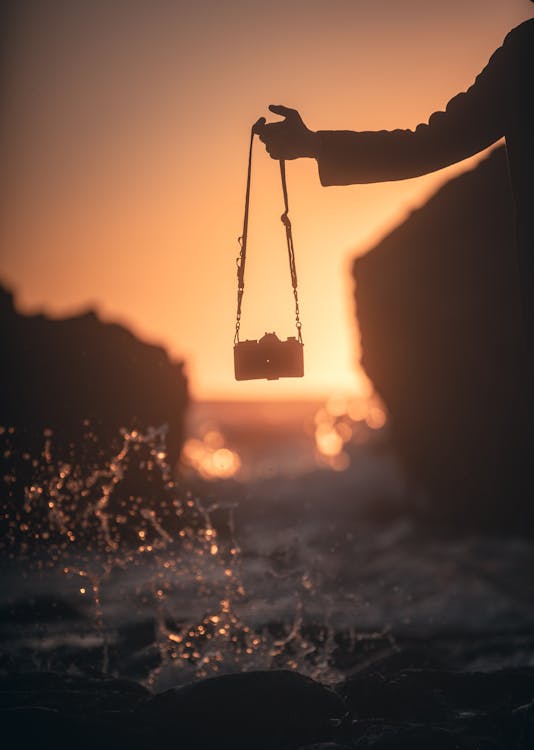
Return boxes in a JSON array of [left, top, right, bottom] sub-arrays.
[[1, 0, 532, 401]]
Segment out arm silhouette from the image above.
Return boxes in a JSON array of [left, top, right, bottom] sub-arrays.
[[316, 39, 509, 186], [259, 24, 527, 185]]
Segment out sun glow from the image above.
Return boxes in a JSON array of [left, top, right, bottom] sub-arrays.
[[3, 3, 530, 400], [313, 387, 387, 470], [182, 430, 241, 480]]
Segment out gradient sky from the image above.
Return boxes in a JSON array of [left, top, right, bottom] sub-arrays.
[[1, 0, 532, 400]]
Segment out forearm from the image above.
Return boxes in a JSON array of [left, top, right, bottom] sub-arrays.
[[315, 33, 510, 187], [315, 117, 503, 186]]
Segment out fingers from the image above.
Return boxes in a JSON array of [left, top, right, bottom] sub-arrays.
[[264, 147, 290, 160], [256, 105, 306, 160], [257, 122, 284, 150], [268, 104, 301, 122], [258, 126, 295, 159], [252, 116, 266, 135]]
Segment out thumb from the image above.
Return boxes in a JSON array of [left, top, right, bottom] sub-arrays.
[[268, 104, 302, 122]]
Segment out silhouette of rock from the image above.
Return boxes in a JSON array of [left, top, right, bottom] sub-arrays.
[[338, 668, 534, 722], [353, 147, 531, 528], [0, 285, 188, 463], [2, 669, 534, 749], [0, 286, 190, 550], [142, 670, 346, 746], [0, 672, 150, 750], [0, 671, 150, 712]]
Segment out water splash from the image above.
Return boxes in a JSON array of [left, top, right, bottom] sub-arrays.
[[1, 424, 385, 687]]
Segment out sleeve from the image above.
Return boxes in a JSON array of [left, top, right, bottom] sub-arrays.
[[316, 30, 513, 186]]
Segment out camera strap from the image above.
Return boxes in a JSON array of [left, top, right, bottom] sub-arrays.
[[234, 122, 303, 345]]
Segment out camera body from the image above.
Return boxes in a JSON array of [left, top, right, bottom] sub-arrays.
[[234, 332, 304, 381]]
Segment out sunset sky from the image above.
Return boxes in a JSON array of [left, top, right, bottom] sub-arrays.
[[1, 0, 532, 401]]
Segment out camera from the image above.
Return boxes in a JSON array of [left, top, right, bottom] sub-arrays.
[[234, 332, 304, 381]]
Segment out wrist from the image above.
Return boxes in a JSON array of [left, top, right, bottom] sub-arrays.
[[303, 130, 320, 158]]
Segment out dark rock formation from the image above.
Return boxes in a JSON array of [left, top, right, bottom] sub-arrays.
[[143, 669, 347, 747], [1, 668, 534, 749], [0, 672, 151, 750], [0, 671, 150, 712], [0, 286, 188, 463], [338, 668, 534, 723], [0, 286, 189, 550], [353, 146, 531, 528]]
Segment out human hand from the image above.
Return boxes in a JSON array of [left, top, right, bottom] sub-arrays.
[[256, 105, 319, 160]]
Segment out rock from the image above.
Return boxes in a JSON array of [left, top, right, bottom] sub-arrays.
[[0, 285, 189, 550], [0, 705, 144, 750], [337, 670, 452, 723], [337, 667, 534, 723], [350, 645, 449, 677], [1, 669, 533, 749], [432, 668, 534, 713], [1, 706, 72, 749], [0, 285, 188, 464], [353, 723, 465, 749], [353, 147, 531, 529], [0, 674, 152, 750], [0, 671, 150, 713], [143, 669, 347, 747]]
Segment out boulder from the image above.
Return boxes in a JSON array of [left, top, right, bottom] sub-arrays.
[[0, 285, 189, 549], [353, 147, 531, 528], [142, 669, 347, 747], [1, 669, 533, 749], [0, 670, 150, 712], [0, 286, 188, 463], [352, 724, 466, 749], [0, 673, 151, 750], [337, 667, 534, 722]]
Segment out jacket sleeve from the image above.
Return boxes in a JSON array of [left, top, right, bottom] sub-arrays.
[[316, 31, 513, 186]]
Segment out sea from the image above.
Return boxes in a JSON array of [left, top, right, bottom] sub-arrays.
[[2, 398, 534, 691]]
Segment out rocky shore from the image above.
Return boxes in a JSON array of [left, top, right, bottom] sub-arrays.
[[2, 666, 533, 749], [353, 146, 532, 530]]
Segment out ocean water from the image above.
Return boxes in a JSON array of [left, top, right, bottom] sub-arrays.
[[2, 400, 534, 690]]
